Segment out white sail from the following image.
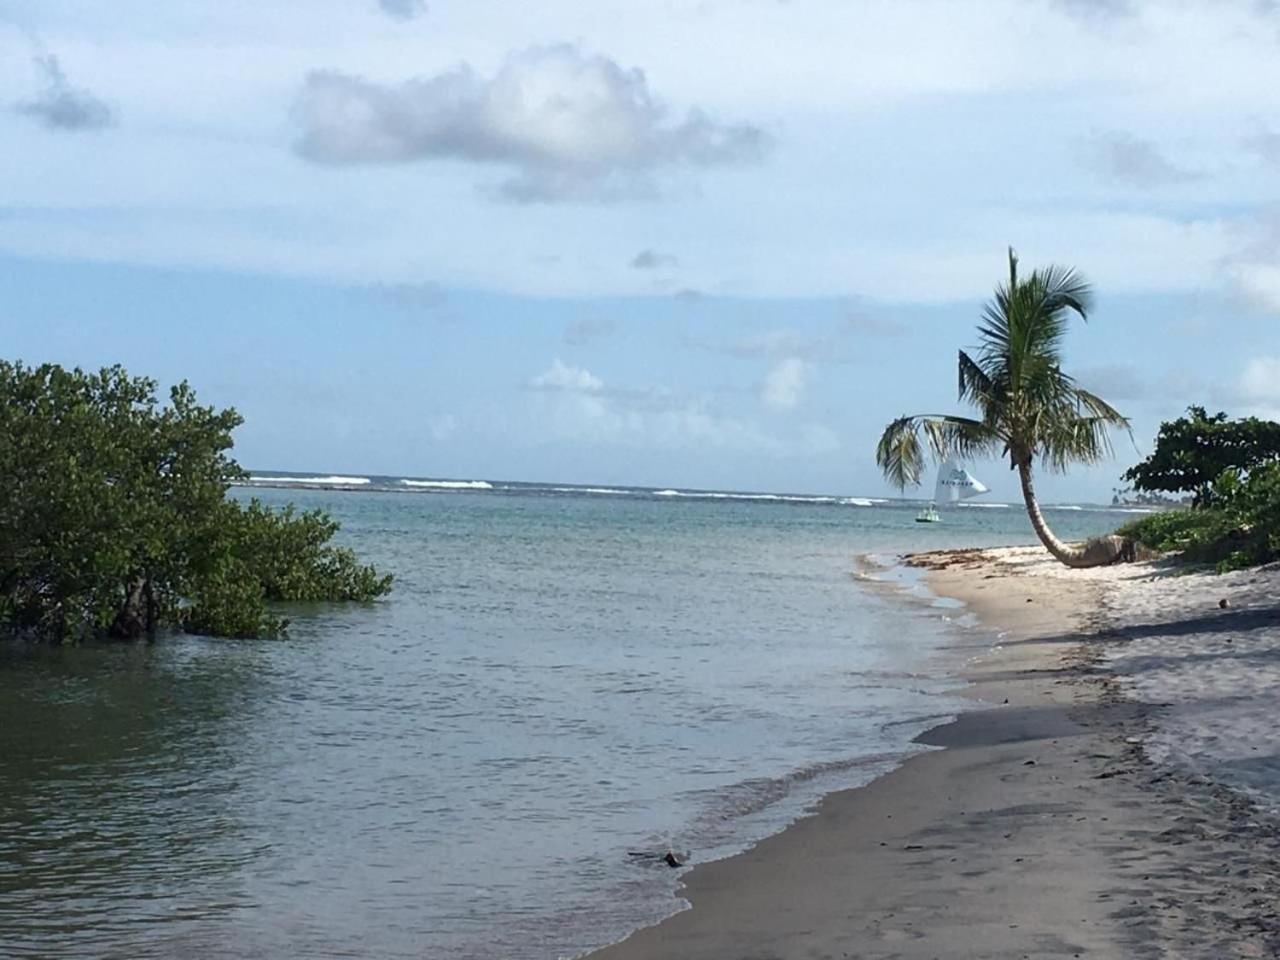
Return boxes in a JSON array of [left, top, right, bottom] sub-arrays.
[[934, 458, 989, 505]]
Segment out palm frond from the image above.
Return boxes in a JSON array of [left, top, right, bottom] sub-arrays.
[[977, 296, 1013, 369], [957, 349, 996, 410], [1074, 385, 1135, 458], [1073, 386, 1129, 428], [1020, 363, 1077, 420], [876, 414, 1000, 489], [1036, 264, 1093, 320], [876, 416, 925, 490], [975, 249, 1018, 373], [1039, 414, 1119, 473], [1025, 266, 1091, 354], [976, 250, 1094, 399]]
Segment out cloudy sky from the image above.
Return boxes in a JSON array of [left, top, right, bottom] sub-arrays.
[[2, 0, 1278, 500]]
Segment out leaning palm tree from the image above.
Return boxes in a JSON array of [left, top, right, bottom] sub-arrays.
[[876, 248, 1134, 568]]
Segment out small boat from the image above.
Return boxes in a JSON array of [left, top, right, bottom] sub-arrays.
[[915, 503, 941, 523]]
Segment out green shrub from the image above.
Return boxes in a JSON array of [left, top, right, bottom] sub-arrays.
[[1117, 462, 1280, 572], [1117, 508, 1232, 553], [0, 361, 392, 642]]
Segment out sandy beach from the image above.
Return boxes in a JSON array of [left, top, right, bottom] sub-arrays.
[[587, 548, 1280, 959]]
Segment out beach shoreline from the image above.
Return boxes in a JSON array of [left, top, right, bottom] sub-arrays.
[[586, 547, 1280, 959]]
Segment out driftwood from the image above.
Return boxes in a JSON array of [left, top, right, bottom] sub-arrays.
[[627, 849, 688, 869]]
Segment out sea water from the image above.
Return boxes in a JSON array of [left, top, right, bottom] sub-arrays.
[[0, 480, 1129, 959]]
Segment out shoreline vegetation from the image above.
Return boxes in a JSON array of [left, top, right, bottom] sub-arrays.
[[587, 546, 1280, 959], [0, 362, 390, 642], [1114, 407, 1280, 573]]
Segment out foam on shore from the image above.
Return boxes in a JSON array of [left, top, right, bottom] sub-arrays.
[[248, 474, 370, 485]]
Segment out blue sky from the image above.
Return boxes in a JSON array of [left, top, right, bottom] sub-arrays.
[[2, 0, 1279, 500]]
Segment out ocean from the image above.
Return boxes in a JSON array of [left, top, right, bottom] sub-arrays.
[[0, 476, 1135, 959]]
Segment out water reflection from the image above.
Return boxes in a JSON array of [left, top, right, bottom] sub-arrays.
[[0, 639, 266, 958]]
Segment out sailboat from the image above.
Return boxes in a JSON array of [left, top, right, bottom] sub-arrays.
[[915, 458, 989, 522]]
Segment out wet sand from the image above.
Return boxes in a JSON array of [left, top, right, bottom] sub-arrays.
[[586, 549, 1280, 959]]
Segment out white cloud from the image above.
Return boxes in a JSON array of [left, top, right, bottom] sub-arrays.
[[15, 55, 114, 132], [3, 0, 1279, 302], [522, 359, 836, 455], [762, 357, 807, 410], [528, 358, 604, 392], [293, 43, 770, 202]]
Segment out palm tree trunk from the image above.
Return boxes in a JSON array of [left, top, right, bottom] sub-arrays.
[[1017, 461, 1132, 568]]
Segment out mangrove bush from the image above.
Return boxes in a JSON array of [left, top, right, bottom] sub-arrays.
[[0, 361, 391, 642]]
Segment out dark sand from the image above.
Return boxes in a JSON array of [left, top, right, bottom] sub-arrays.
[[586, 550, 1280, 959]]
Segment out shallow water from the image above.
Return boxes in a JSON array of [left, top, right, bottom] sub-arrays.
[[0, 485, 1122, 958]]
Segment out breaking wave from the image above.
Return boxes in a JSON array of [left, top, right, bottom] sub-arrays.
[[400, 479, 494, 490], [653, 489, 882, 505], [240, 476, 891, 509], [248, 475, 371, 486]]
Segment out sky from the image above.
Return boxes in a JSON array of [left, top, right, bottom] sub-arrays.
[[2, 0, 1279, 501]]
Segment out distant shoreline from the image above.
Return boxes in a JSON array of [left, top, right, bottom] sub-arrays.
[[233, 477, 1158, 513], [586, 546, 1280, 958]]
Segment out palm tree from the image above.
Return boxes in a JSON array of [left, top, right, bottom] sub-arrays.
[[875, 248, 1133, 568]]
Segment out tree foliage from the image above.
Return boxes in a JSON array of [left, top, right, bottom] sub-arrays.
[[0, 361, 391, 642], [1119, 461, 1280, 572], [1121, 406, 1280, 508]]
